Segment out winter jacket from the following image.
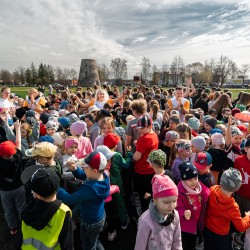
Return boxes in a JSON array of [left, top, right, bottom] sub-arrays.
[[57, 169, 110, 224], [177, 181, 210, 235], [206, 185, 250, 235]]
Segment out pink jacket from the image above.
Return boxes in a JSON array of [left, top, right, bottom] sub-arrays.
[[176, 181, 210, 234], [134, 209, 182, 250]]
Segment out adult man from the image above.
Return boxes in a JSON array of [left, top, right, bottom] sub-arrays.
[[166, 87, 190, 122]]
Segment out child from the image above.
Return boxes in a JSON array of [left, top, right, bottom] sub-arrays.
[[97, 134, 133, 228], [94, 117, 123, 154], [0, 121, 26, 235], [207, 132, 227, 184], [58, 116, 71, 136], [133, 114, 159, 214], [134, 174, 182, 250], [171, 140, 192, 184], [190, 135, 206, 163], [25, 142, 63, 180], [57, 151, 110, 250], [204, 168, 250, 250], [159, 130, 179, 169], [46, 120, 58, 137], [225, 115, 243, 169], [194, 151, 215, 188], [20, 166, 74, 249], [176, 162, 210, 250], [70, 120, 92, 159], [234, 138, 250, 216]]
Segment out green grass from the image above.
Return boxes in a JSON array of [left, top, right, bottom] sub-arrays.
[[5, 86, 250, 99]]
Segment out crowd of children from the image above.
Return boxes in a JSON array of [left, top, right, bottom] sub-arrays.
[[0, 83, 250, 250]]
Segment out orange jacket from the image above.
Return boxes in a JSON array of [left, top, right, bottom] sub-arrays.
[[206, 185, 250, 235]]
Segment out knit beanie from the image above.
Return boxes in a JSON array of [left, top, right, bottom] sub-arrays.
[[232, 108, 241, 117], [191, 136, 206, 152], [148, 149, 166, 167], [179, 162, 198, 180], [152, 174, 178, 198], [231, 126, 243, 137], [211, 132, 225, 146], [188, 117, 200, 131], [46, 120, 58, 130], [220, 168, 242, 192], [202, 115, 211, 123], [103, 133, 120, 149], [205, 117, 217, 128], [70, 121, 86, 136]]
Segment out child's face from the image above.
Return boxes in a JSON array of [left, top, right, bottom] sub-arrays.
[[154, 196, 177, 216], [164, 140, 176, 148], [231, 135, 243, 148], [85, 118, 93, 127], [183, 177, 199, 190], [101, 124, 113, 136], [169, 121, 177, 130], [179, 132, 189, 140], [197, 166, 210, 175], [179, 148, 191, 158], [47, 128, 56, 136], [245, 147, 250, 160], [137, 126, 152, 136], [204, 123, 212, 133], [66, 143, 78, 155], [21, 129, 28, 138], [191, 144, 199, 153]]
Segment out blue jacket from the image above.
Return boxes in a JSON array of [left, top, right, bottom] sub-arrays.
[[57, 168, 110, 224]]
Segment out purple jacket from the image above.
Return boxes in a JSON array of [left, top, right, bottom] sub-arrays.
[[176, 181, 210, 234], [134, 209, 182, 250]]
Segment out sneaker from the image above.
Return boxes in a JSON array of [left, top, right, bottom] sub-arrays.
[[108, 230, 117, 242], [121, 217, 130, 230]]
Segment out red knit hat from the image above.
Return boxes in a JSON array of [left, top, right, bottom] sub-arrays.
[[237, 124, 248, 133], [0, 141, 16, 157], [103, 133, 121, 149], [152, 174, 178, 198]]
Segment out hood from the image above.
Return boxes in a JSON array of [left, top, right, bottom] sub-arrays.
[[21, 199, 62, 231], [84, 172, 110, 200], [208, 185, 234, 214]]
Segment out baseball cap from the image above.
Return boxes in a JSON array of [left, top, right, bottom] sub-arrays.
[[136, 114, 152, 129], [25, 142, 58, 158], [21, 165, 59, 197], [164, 131, 179, 143], [96, 145, 116, 160], [194, 152, 212, 170], [0, 141, 16, 157], [82, 151, 107, 170]]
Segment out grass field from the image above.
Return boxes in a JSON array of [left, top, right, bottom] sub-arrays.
[[6, 86, 250, 99]]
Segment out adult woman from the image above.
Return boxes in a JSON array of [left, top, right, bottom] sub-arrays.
[[212, 93, 233, 120], [208, 91, 221, 110], [235, 92, 250, 111], [0, 87, 13, 109], [23, 88, 47, 111], [75, 89, 125, 110]]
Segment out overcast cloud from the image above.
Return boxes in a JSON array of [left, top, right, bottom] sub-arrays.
[[0, 0, 250, 77]]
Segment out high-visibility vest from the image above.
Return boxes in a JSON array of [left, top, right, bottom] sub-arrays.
[[22, 203, 71, 250]]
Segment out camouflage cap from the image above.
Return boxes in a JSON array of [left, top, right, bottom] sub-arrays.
[[147, 149, 166, 167]]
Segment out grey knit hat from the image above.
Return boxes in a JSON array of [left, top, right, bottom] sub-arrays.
[[220, 168, 242, 192]]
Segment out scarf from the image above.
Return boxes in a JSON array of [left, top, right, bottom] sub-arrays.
[[181, 180, 202, 195], [149, 200, 175, 227]]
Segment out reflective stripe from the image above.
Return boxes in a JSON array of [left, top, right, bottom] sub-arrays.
[[23, 237, 59, 250]]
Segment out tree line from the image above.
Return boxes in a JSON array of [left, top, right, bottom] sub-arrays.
[[0, 62, 78, 86], [1, 55, 249, 87]]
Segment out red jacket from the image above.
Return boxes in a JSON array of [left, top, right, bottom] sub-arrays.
[[206, 185, 250, 235], [234, 154, 250, 199]]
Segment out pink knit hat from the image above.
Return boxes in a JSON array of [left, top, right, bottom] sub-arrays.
[[152, 175, 178, 198], [70, 121, 86, 136], [65, 138, 79, 149]]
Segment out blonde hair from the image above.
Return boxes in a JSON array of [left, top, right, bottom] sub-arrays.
[[28, 88, 38, 95], [100, 117, 115, 130], [95, 89, 109, 102]]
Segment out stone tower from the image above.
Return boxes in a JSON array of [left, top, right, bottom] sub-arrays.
[[78, 59, 100, 87]]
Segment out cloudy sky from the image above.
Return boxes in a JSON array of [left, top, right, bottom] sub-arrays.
[[0, 0, 250, 78]]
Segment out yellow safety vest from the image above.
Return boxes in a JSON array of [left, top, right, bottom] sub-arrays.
[[22, 203, 71, 250]]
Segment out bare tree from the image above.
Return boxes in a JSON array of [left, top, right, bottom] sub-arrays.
[[141, 56, 151, 85], [110, 58, 127, 84], [185, 62, 204, 85], [215, 55, 238, 87], [170, 56, 185, 86], [239, 64, 250, 84], [0, 70, 12, 84], [98, 63, 110, 83]]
